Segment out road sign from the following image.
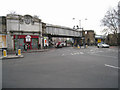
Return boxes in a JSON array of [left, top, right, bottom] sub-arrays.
[[98, 39, 101, 43]]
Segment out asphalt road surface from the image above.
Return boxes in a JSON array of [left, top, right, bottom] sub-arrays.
[[2, 46, 118, 88]]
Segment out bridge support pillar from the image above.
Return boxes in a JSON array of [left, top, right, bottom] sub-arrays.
[[73, 37, 82, 48], [48, 35, 52, 48], [78, 37, 82, 48], [73, 38, 77, 47]]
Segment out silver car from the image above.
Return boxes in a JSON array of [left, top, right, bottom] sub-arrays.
[[97, 43, 110, 48]]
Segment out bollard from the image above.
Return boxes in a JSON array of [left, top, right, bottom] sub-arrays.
[[78, 45, 80, 49], [18, 49, 21, 56], [3, 50, 7, 57]]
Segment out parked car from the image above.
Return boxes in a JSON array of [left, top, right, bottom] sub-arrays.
[[61, 42, 66, 47], [55, 42, 62, 48], [97, 43, 110, 48]]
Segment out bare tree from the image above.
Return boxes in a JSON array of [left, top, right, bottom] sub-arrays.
[[33, 15, 39, 19], [118, 1, 120, 32], [101, 7, 119, 39]]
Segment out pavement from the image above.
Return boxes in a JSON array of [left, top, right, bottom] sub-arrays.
[[1, 55, 24, 60], [0, 48, 52, 60]]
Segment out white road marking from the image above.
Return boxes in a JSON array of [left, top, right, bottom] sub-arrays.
[[74, 52, 79, 55], [61, 52, 84, 56], [74, 53, 77, 55], [76, 52, 79, 54], [61, 54, 65, 56], [105, 64, 120, 69], [71, 53, 74, 55], [90, 50, 93, 52], [99, 51, 103, 52], [79, 52, 84, 54]]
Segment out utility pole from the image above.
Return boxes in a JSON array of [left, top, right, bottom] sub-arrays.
[[79, 20, 81, 29]]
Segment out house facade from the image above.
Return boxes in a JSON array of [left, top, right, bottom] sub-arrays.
[[84, 30, 95, 46], [4, 14, 43, 51]]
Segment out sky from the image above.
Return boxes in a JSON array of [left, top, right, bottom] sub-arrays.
[[0, 0, 119, 35]]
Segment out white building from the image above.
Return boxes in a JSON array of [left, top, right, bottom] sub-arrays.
[[4, 14, 43, 50]]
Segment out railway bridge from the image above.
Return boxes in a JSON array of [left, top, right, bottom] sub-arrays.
[[44, 24, 85, 47]]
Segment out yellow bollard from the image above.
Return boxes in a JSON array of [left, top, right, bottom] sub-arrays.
[[18, 49, 21, 56], [78, 45, 80, 49], [3, 50, 7, 57]]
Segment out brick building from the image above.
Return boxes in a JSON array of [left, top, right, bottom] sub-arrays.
[[84, 30, 95, 46]]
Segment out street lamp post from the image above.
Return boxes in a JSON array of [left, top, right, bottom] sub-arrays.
[[72, 18, 76, 29], [80, 19, 88, 48], [39, 20, 40, 49], [39, 20, 43, 49], [79, 19, 86, 48], [79, 20, 81, 29], [72, 18, 87, 48]]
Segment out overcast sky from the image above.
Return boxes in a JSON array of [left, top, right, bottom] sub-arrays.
[[0, 0, 119, 35]]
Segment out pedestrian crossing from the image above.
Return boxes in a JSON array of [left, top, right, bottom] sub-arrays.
[[52, 47, 118, 58], [23, 47, 118, 59], [60, 52, 84, 56]]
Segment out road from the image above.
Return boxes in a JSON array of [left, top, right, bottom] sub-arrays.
[[2, 46, 118, 88]]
